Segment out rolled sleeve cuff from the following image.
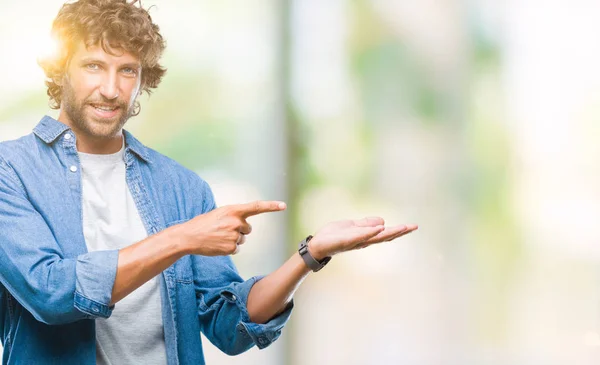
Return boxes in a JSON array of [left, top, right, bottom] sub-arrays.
[[226, 275, 294, 350], [74, 249, 119, 319]]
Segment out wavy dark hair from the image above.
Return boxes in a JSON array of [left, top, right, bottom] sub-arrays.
[[38, 0, 166, 113]]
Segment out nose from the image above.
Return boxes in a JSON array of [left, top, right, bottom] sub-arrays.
[[99, 72, 119, 100]]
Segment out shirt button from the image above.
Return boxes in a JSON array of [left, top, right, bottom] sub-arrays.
[[70, 166, 78, 172], [64, 133, 72, 140], [231, 294, 237, 301]]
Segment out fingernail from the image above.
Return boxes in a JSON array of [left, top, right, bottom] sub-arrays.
[[278, 202, 287, 209]]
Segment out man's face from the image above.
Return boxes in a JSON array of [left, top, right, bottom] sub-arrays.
[[60, 41, 142, 139]]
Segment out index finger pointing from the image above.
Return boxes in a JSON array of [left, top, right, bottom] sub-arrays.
[[233, 200, 287, 218]]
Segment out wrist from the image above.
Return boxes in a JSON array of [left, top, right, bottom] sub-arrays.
[[306, 238, 327, 261], [165, 223, 193, 256], [298, 235, 331, 272]]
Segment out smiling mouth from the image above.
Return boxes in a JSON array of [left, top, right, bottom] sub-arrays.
[[90, 104, 120, 112]]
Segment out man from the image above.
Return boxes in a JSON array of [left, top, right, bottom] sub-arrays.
[[0, 0, 417, 364]]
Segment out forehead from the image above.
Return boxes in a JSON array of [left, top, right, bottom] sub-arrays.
[[70, 41, 140, 66]]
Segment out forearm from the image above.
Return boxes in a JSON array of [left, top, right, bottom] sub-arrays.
[[246, 252, 311, 324], [110, 225, 187, 305]]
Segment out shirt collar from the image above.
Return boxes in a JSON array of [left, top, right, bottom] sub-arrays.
[[32, 115, 70, 143], [123, 129, 152, 164], [32, 115, 152, 164]]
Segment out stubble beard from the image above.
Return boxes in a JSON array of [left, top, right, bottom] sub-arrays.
[[61, 80, 135, 139]]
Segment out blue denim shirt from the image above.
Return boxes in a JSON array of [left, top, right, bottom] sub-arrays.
[[0, 116, 292, 365]]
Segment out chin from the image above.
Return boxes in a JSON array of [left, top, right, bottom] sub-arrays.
[[84, 113, 126, 137]]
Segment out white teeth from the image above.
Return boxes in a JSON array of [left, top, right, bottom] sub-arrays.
[[94, 106, 117, 112]]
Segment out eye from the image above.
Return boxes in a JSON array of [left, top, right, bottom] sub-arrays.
[[85, 63, 100, 70], [122, 67, 138, 76]]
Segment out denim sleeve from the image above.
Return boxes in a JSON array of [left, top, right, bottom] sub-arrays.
[[0, 158, 118, 325], [193, 256, 293, 355], [191, 178, 293, 355]]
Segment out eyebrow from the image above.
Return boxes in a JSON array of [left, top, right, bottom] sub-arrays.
[[120, 62, 142, 69]]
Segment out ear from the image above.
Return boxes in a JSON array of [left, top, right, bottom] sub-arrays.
[[53, 73, 65, 87]]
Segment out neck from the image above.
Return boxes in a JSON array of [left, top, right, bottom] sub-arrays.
[[75, 131, 124, 155]]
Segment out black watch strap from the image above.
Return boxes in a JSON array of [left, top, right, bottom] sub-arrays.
[[298, 235, 331, 272]]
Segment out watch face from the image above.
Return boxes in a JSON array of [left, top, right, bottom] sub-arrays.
[[299, 236, 312, 248], [299, 239, 308, 250], [299, 244, 308, 254]]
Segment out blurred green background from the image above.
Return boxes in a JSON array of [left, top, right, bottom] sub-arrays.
[[2, 1, 600, 364]]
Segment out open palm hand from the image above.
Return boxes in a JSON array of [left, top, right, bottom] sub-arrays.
[[308, 217, 418, 260]]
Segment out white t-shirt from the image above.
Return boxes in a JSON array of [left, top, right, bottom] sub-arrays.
[[79, 140, 167, 365]]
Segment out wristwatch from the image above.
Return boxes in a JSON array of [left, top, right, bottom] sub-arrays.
[[298, 235, 331, 272]]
